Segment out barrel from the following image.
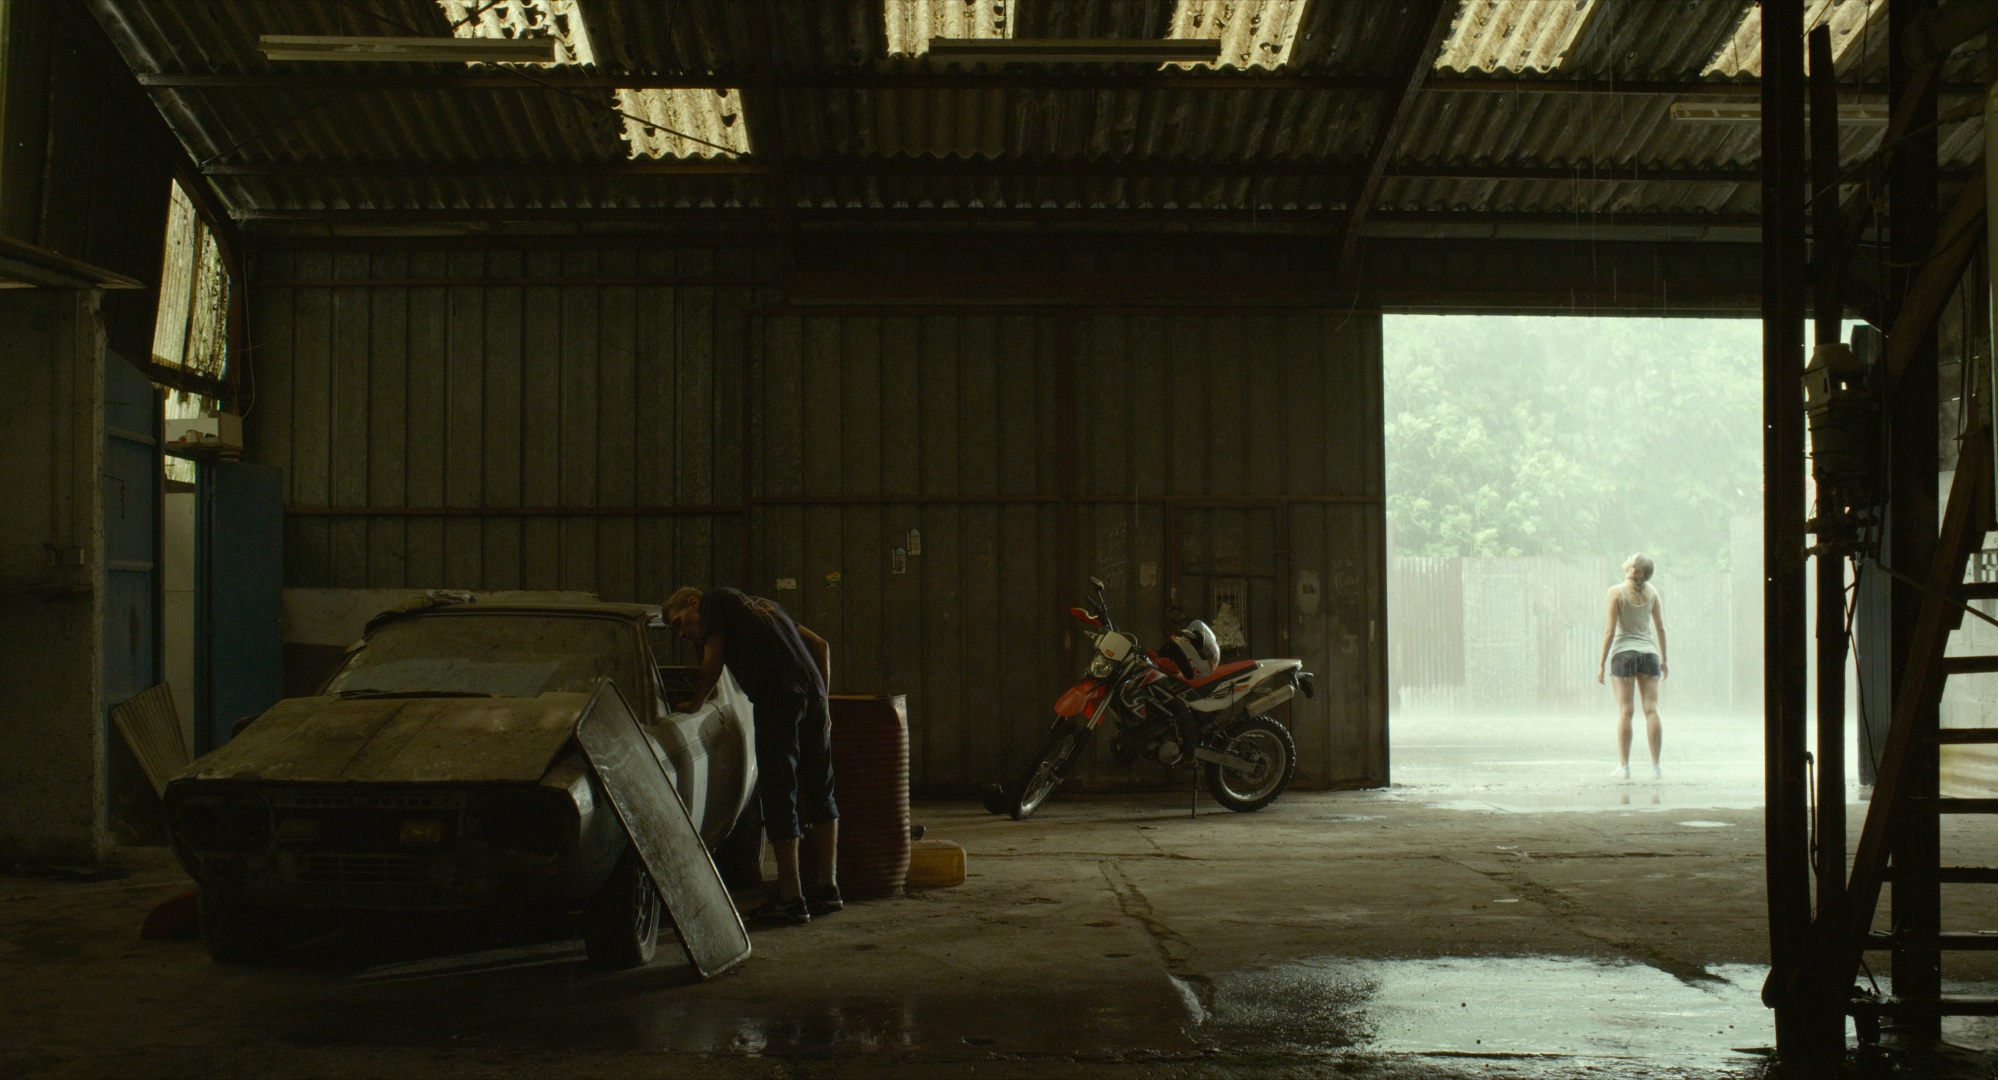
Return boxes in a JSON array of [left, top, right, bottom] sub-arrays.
[[805, 693, 910, 899]]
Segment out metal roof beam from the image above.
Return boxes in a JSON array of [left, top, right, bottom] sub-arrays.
[[230, 206, 1761, 233], [1337, 0, 1457, 276], [206, 158, 1785, 183], [132, 71, 1983, 98]]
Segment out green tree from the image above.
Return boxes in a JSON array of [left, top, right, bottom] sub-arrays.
[[1385, 316, 1761, 571]]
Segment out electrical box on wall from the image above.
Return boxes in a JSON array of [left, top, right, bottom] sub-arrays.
[[165, 413, 243, 453]]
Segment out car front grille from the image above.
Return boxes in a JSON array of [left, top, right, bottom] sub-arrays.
[[298, 852, 433, 885]]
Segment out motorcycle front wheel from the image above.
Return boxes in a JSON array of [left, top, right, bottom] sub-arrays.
[[1008, 719, 1092, 820], [1203, 714, 1297, 813]]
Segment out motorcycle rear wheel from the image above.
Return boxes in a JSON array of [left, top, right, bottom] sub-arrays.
[[1203, 714, 1296, 812], [1008, 719, 1091, 820]]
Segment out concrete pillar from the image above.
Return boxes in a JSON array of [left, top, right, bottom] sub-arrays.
[[0, 289, 108, 863]]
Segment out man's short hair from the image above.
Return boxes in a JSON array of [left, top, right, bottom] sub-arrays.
[[663, 586, 703, 616]]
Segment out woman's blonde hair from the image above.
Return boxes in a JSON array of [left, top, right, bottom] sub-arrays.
[[1626, 553, 1655, 583]]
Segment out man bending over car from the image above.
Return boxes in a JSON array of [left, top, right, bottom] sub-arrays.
[[664, 586, 839, 924]]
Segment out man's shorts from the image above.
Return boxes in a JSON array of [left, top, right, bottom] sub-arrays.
[[1610, 650, 1662, 678]]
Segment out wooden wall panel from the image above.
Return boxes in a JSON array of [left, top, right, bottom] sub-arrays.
[[252, 248, 1386, 791]]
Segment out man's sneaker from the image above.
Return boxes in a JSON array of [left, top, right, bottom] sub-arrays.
[[1610, 764, 1631, 780], [749, 892, 810, 926], [805, 882, 844, 918]]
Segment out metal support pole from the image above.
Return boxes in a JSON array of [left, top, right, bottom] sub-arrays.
[[1808, 21, 1850, 970], [1888, 0, 1942, 1041], [1761, 0, 1817, 1055], [1807, 23, 1854, 1051]]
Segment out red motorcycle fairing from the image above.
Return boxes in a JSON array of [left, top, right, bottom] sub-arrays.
[[1055, 678, 1111, 717]]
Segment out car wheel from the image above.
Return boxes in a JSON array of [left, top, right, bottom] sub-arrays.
[[582, 848, 662, 969], [198, 888, 277, 964]]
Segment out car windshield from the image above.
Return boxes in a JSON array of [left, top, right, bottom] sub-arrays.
[[325, 613, 640, 702]]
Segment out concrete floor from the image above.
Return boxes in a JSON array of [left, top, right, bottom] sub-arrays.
[[7, 709, 1998, 1078]]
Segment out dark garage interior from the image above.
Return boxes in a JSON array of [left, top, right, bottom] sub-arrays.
[[6, 0, 1998, 1075]]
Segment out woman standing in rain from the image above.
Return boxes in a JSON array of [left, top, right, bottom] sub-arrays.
[[1596, 553, 1668, 780]]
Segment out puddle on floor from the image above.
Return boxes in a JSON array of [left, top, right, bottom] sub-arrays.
[[1202, 955, 1773, 1070]]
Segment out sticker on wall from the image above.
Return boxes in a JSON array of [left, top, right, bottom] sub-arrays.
[[824, 571, 843, 589], [907, 529, 922, 556], [1139, 561, 1158, 587], [890, 548, 908, 574], [1295, 570, 1321, 616], [775, 577, 799, 591], [1211, 578, 1248, 651]]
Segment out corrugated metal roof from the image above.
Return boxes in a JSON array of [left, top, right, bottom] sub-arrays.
[[435, 0, 750, 158], [87, 0, 1984, 233], [439, 0, 596, 65], [884, 0, 1014, 57], [1166, 0, 1310, 71], [1705, 0, 1883, 77], [1434, 0, 1596, 74]]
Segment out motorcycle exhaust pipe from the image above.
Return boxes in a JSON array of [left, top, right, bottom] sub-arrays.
[[1241, 684, 1295, 716]]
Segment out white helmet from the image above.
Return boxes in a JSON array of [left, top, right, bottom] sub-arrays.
[[1170, 620, 1220, 678]]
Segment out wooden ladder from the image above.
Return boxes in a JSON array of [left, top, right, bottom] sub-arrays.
[[1817, 432, 1998, 1033]]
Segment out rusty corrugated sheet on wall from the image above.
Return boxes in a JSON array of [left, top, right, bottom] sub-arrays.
[[253, 251, 1389, 791], [247, 245, 774, 607], [746, 308, 1385, 790]]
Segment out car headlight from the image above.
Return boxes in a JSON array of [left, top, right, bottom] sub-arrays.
[[1089, 655, 1115, 678], [177, 798, 269, 851], [467, 790, 576, 852]]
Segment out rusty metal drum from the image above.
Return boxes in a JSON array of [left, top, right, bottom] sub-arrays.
[[810, 693, 910, 899]]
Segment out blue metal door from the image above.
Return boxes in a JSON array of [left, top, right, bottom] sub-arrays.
[[104, 355, 162, 838], [196, 461, 284, 753]]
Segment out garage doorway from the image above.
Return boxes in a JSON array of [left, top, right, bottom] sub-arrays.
[[1381, 314, 1784, 811]]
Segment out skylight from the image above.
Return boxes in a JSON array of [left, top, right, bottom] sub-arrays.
[[615, 89, 752, 159], [884, 0, 1013, 57], [434, 0, 749, 159], [1165, 0, 1308, 71], [438, 0, 595, 65], [1433, 0, 1597, 73], [1703, 0, 1882, 78]]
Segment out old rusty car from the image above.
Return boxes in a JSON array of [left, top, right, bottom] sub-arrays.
[[163, 597, 757, 968]]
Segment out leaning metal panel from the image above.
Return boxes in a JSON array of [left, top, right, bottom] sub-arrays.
[[575, 681, 750, 978]]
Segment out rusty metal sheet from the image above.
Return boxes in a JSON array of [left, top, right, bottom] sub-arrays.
[[175, 693, 588, 785], [575, 681, 750, 979]]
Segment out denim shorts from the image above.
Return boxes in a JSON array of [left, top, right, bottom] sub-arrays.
[[1610, 650, 1661, 678]]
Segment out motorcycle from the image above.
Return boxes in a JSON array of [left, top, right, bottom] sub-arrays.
[[988, 576, 1315, 820]]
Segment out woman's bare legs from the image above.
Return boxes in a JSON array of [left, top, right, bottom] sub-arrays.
[[1636, 674, 1663, 767], [1612, 675, 1636, 767]]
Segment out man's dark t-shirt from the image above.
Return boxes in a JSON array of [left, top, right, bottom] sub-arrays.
[[699, 587, 825, 704]]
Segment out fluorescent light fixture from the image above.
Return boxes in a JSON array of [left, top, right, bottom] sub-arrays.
[[886, 0, 1012, 57], [258, 34, 557, 63], [1166, 0, 1309, 71], [926, 38, 1224, 63], [1669, 101, 1888, 123]]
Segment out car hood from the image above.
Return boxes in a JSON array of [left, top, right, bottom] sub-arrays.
[[173, 693, 592, 785]]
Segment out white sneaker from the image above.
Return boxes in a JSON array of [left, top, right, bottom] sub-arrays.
[[1651, 764, 1663, 780], [1610, 764, 1630, 780]]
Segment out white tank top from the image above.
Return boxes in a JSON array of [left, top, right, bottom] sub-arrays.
[[1609, 585, 1658, 657]]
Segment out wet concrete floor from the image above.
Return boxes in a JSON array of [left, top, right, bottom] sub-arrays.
[[6, 710, 1997, 1077]]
